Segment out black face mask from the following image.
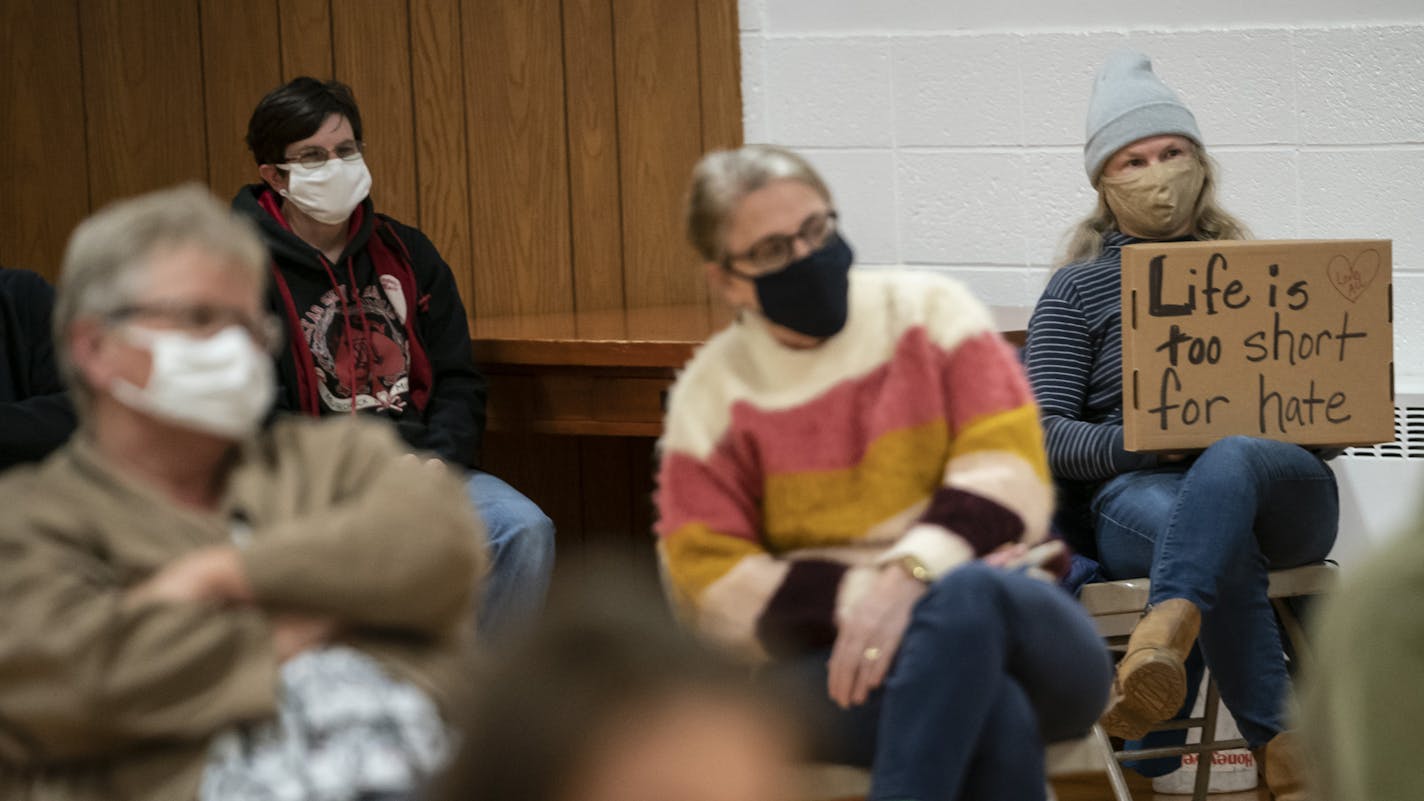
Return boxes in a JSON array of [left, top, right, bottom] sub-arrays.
[[751, 232, 855, 339]]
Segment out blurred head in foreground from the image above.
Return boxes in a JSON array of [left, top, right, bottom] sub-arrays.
[[435, 560, 803, 801]]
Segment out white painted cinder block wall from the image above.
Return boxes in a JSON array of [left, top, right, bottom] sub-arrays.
[[737, 0, 1424, 381]]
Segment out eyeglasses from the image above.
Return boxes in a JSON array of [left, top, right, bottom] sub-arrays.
[[722, 210, 838, 278], [281, 140, 365, 170], [107, 303, 285, 353]]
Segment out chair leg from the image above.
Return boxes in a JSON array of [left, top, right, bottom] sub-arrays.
[[1093, 724, 1135, 801], [1191, 678, 1223, 801], [1272, 597, 1314, 675]]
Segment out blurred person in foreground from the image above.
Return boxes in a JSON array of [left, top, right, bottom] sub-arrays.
[[1301, 515, 1424, 801], [0, 185, 483, 801], [654, 144, 1111, 801], [433, 562, 802, 801]]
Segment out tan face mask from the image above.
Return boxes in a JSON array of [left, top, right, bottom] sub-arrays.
[[1099, 157, 1205, 239]]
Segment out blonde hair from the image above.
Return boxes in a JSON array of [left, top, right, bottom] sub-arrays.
[[1057, 149, 1251, 267], [684, 145, 833, 262], [55, 183, 268, 407]]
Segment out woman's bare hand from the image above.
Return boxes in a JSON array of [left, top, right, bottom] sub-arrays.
[[827, 565, 928, 708]]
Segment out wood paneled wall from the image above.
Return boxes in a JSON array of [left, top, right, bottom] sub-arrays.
[[0, 0, 742, 319]]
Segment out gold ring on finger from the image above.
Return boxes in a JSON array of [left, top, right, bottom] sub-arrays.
[[863, 646, 882, 662]]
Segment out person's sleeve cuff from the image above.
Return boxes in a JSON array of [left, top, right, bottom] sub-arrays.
[[873, 524, 974, 582]]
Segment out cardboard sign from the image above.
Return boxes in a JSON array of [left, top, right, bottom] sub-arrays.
[[1121, 240, 1393, 452]]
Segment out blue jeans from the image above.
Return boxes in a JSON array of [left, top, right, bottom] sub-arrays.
[[770, 564, 1112, 801], [464, 471, 556, 638], [1091, 436, 1338, 747]]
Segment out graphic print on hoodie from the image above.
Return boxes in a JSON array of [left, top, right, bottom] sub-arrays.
[[304, 275, 412, 413]]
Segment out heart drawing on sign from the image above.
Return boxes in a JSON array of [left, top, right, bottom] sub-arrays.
[[1327, 250, 1381, 303]]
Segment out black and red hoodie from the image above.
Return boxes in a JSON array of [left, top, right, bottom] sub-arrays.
[[233, 184, 488, 468]]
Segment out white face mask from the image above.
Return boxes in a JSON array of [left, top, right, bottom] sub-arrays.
[[279, 155, 372, 225], [110, 325, 276, 440]]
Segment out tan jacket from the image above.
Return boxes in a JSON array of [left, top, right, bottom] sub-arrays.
[[0, 417, 485, 801]]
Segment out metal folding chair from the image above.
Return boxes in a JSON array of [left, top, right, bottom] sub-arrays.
[[1079, 563, 1337, 801]]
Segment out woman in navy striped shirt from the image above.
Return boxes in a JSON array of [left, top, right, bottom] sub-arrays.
[[1022, 50, 1336, 801]]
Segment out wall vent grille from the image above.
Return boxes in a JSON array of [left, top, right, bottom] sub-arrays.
[[1344, 405, 1424, 459]]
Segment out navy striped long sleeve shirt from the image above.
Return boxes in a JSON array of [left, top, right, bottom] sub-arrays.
[[1024, 232, 1160, 482]]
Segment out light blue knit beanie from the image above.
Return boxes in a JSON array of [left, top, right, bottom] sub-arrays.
[[1083, 50, 1202, 181]]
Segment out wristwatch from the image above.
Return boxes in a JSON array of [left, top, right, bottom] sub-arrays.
[[895, 554, 933, 584]]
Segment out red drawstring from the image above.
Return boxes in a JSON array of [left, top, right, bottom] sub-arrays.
[[317, 254, 361, 415], [270, 268, 321, 414], [344, 255, 379, 403]]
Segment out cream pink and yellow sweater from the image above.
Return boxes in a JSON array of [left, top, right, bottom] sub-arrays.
[[655, 270, 1056, 661]]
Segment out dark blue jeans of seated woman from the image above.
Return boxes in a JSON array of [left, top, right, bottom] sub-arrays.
[[1091, 435, 1338, 748], [767, 563, 1112, 801]]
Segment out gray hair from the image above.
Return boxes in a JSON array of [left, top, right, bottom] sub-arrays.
[[54, 183, 268, 404], [684, 145, 833, 262]]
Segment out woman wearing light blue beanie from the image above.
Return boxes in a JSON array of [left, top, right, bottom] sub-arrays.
[[1021, 50, 1337, 801]]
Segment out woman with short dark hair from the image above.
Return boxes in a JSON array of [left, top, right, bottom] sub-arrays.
[[233, 76, 556, 638]]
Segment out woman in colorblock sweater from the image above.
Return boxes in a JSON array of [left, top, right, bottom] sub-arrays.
[[654, 144, 1112, 801], [1022, 51, 1338, 800]]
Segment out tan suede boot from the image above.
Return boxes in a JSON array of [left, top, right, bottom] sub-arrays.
[[1253, 731, 1311, 801], [1100, 598, 1201, 739]]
